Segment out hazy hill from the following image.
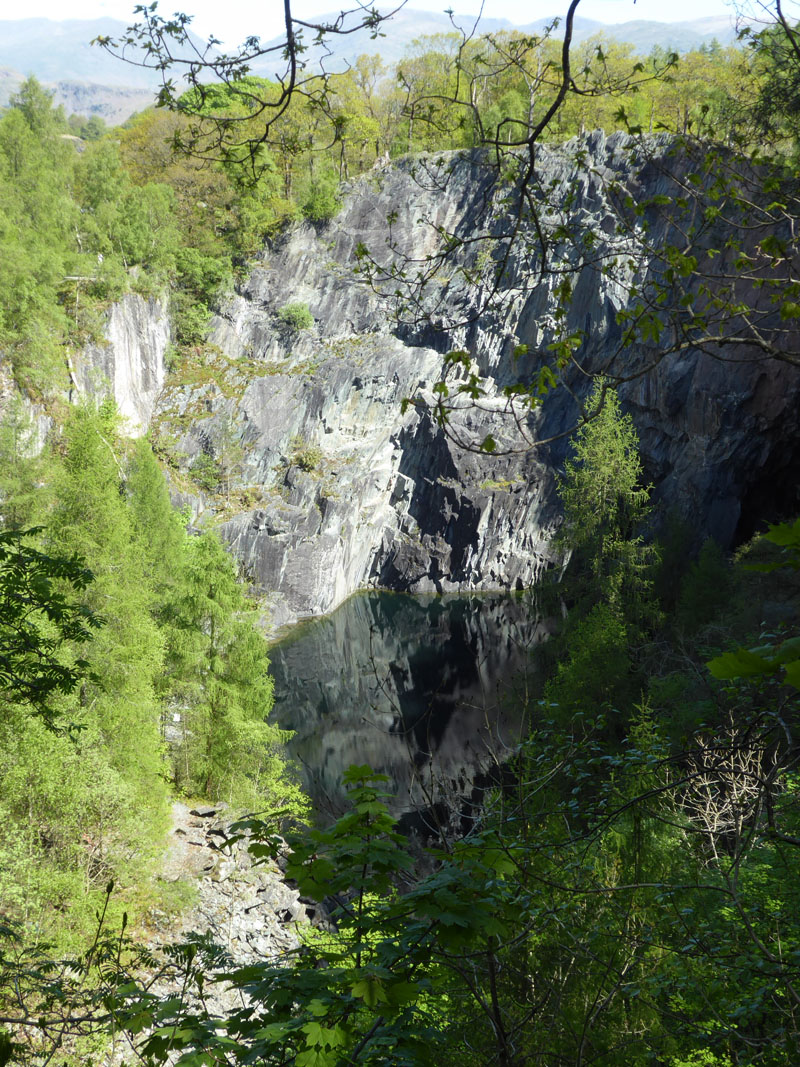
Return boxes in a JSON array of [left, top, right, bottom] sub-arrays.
[[248, 8, 742, 76], [0, 18, 161, 87], [0, 16, 206, 123], [0, 10, 744, 122]]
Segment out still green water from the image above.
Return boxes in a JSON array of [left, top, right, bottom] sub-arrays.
[[270, 591, 551, 825]]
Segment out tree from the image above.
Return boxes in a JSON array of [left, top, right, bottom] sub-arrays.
[[556, 380, 655, 616], [95, 2, 409, 177], [0, 528, 101, 730], [47, 402, 169, 835], [94, 3, 800, 463], [330, 55, 400, 173], [744, 11, 800, 154], [126, 436, 188, 599], [13, 4, 800, 1063], [0, 93, 76, 393], [164, 530, 300, 809], [9, 77, 66, 138], [0, 399, 52, 529]]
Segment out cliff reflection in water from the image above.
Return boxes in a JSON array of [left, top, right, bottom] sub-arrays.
[[270, 592, 551, 822]]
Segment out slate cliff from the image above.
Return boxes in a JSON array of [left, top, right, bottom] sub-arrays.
[[151, 131, 800, 629], [0, 291, 169, 449], [78, 292, 170, 434]]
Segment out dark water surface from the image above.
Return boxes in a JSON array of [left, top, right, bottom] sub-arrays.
[[270, 591, 552, 822]]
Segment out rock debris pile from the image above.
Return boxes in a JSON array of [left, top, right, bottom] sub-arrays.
[[102, 802, 323, 1063], [155, 802, 329, 961]]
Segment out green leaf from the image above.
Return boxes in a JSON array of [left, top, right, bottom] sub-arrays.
[[351, 977, 388, 1006], [302, 1021, 326, 1047], [760, 233, 786, 259], [296, 1050, 334, 1067], [444, 349, 471, 366], [774, 636, 800, 663], [707, 647, 776, 680], [763, 517, 800, 551], [385, 980, 419, 1006]]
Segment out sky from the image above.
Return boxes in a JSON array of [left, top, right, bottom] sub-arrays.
[[14, 0, 746, 48]]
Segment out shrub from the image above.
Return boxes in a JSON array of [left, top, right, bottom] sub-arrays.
[[289, 435, 322, 472], [173, 295, 212, 345], [675, 538, 731, 633], [191, 451, 220, 491], [277, 301, 314, 331], [301, 172, 341, 223]]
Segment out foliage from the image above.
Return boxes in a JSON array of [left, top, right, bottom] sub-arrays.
[[708, 517, 800, 689], [7, 6, 800, 1065], [675, 537, 732, 634], [189, 448, 221, 491], [302, 168, 342, 223], [162, 530, 303, 810], [277, 301, 315, 331], [290, 434, 323, 472], [4, 19, 796, 421], [744, 19, 800, 155], [69, 431, 800, 1064], [0, 399, 53, 528], [0, 528, 101, 730], [104, 653, 800, 1066], [0, 79, 235, 394], [542, 600, 635, 719], [0, 405, 299, 955], [556, 379, 656, 624]]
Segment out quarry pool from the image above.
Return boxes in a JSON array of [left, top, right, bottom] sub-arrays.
[[269, 590, 552, 826]]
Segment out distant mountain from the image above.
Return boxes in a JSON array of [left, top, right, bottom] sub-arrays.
[[0, 10, 745, 123], [0, 18, 163, 88], [556, 14, 743, 53], [247, 8, 515, 76], [0, 17, 211, 123], [248, 7, 743, 77]]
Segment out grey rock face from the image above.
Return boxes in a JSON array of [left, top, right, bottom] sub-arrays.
[[78, 292, 169, 435], [0, 361, 52, 453], [153, 132, 800, 628], [1, 292, 168, 451]]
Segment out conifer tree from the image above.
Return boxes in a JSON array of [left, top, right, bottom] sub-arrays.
[[0, 400, 51, 528], [48, 401, 168, 846], [165, 531, 300, 810], [557, 380, 656, 623], [126, 436, 187, 605]]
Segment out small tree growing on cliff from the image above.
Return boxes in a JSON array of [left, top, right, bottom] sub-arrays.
[[277, 301, 314, 332]]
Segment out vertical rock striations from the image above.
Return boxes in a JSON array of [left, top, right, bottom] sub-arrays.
[[79, 292, 169, 435], [1, 291, 169, 452]]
